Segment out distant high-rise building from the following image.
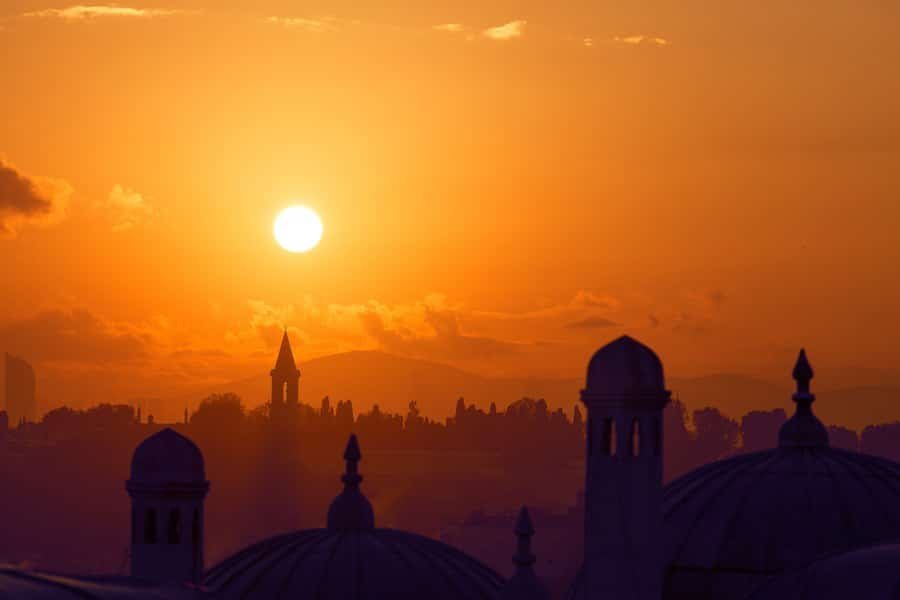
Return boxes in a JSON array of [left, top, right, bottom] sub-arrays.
[[270, 331, 300, 421], [4, 353, 36, 426], [0, 410, 7, 441]]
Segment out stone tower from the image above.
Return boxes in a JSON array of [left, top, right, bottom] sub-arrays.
[[126, 428, 210, 583], [270, 331, 300, 421], [580, 336, 670, 600]]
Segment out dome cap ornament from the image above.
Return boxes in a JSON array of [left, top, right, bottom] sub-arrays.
[[499, 506, 551, 600], [779, 349, 829, 448], [326, 434, 375, 530]]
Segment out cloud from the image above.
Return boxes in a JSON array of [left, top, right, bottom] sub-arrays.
[[0, 309, 151, 363], [103, 184, 155, 231], [0, 159, 71, 238], [567, 316, 619, 329], [613, 35, 669, 46], [265, 16, 338, 32], [23, 5, 185, 20], [433, 23, 464, 33], [483, 20, 526, 41], [358, 306, 522, 362]]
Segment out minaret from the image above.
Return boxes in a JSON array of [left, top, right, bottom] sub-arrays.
[[778, 349, 829, 447], [126, 428, 210, 583], [270, 330, 301, 421], [499, 506, 551, 600], [580, 336, 670, 600]]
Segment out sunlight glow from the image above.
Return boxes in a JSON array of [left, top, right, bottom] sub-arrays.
[[274, 205, 323, 253]]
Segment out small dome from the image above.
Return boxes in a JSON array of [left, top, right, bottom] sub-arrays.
[[582, 336, 668, 402], [129, 428, 206, 485], [745, 544, 900, 600]]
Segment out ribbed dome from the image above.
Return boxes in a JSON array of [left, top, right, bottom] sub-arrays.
[[662, 447, 900, 600], [661, 349, 900, 600], [204, 434, 504, 599], [745, 544, 900, 600], [129, 428, 206, 485], [0, 566, 200, 599], [203, 528, 504, 599], [582, 336, 668, 404]]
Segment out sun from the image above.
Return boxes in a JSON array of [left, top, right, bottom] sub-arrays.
[[273, 205, 323, 253]]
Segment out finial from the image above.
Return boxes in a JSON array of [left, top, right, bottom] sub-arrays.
[[513, 506, 536, 568], [792, 348, 814, 394], [779, 348, 829, 448], [327, 434, 374, 530], [499, 506, 551, 600], [342, 434, 362, 485]]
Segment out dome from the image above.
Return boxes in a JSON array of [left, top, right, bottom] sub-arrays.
[[203, 528, 504, 599], [582, 336, 668, 403], [203, 435, 504, 599], [661, 350, 900, 600], [129, 428, 206, 485], [745, 544, 900, 600], [0, 566, 201, 599]]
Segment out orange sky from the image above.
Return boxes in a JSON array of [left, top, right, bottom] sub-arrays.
[[1, 1, 899, 409]]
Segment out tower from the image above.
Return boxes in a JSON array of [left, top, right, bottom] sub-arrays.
[[4, 354, 36, 426], [580, 336, 670, 600], [270, 331, 301, 420], [126, 428, 210, 583]]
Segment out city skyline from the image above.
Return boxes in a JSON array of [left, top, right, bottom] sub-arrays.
[[3, 1, 900, 419]]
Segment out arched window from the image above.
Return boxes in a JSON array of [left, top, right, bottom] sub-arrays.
[[144, 508, 157, 544], [607, 418, 617, 456], [631, 418, 641, 457], [587, 417, 594, 457], [168, 509, 182, 544], [654, 417, 662, 457], [192, 509, 200, 546]]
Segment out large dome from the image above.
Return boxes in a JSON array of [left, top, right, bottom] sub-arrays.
[[203, 528, 503, 599], [662, 350, 900, 600], [583, 335, 667, 401], [129, 428, 206, 485], [203, 435, 504, 599], [745, 544, 900, 600]]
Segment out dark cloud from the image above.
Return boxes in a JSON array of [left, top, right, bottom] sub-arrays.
[[0, 309, 149, 363], [0, 159, 71, 238], [359, 307, 520, 361], [566, 316, 619, 329]]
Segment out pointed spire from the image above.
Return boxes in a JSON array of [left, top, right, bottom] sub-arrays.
[[273, 330, 298, 372], [499, 506, 550, 600], [327, 434, 374, 530], [513, 506, 536, 568], [779, 348, 829, 448], [792, 348, 814, 394]]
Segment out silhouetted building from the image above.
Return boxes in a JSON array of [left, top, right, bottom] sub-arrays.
[[581, 336, 669, 600], [203, 435, 505, 598], [499, 506, 551, 600], [270, 331, 300, 421], [127, 428, 210, 583], [0, 410, 7, 441], [4, 353, 36, 426], [745, 544, 900, 600], [659, 349, 900, 600]]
